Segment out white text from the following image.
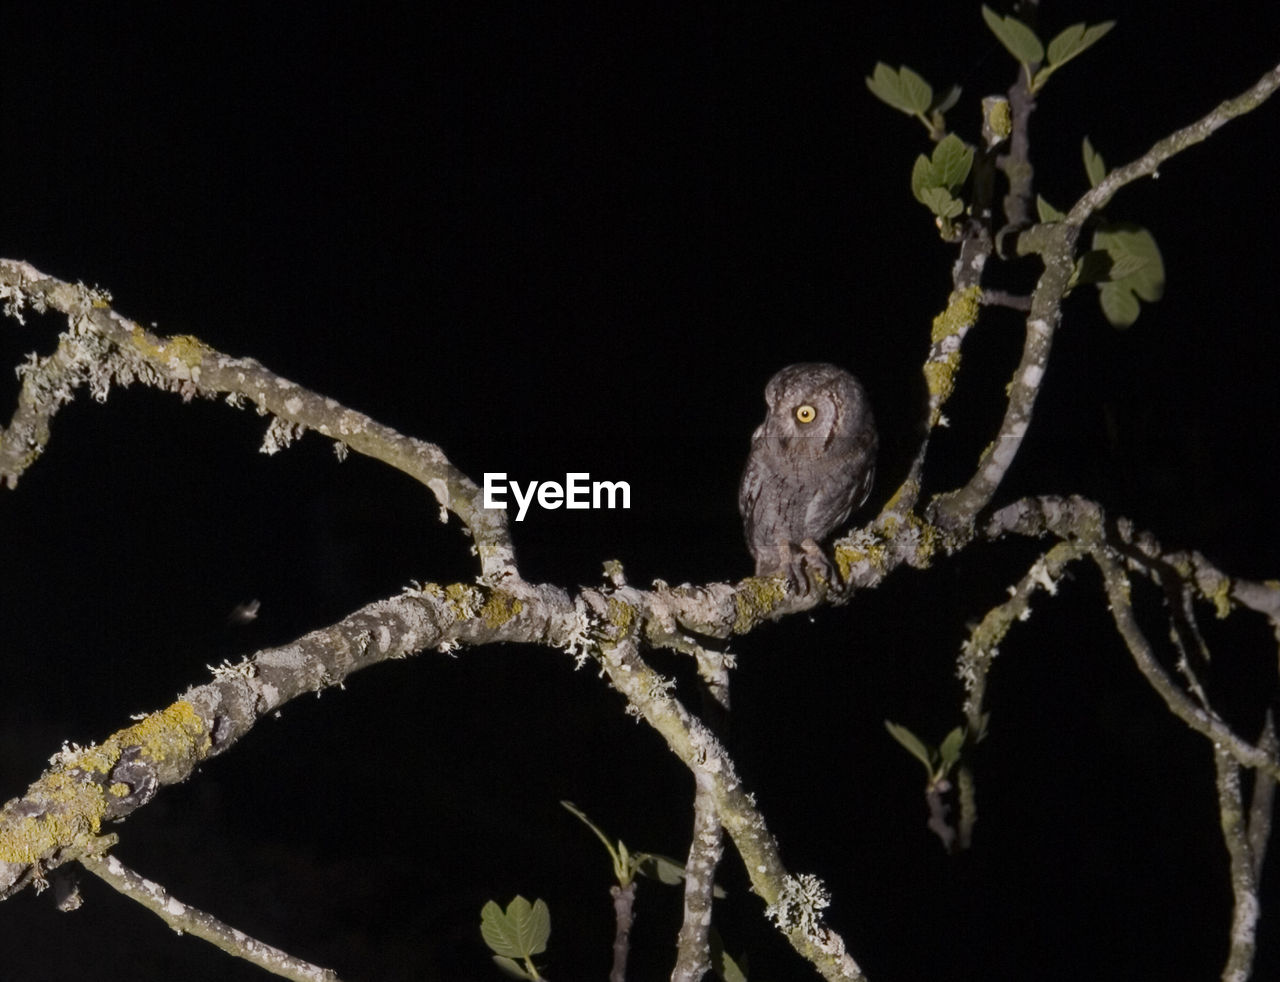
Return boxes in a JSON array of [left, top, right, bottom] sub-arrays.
[[482, 473, 631, 522]]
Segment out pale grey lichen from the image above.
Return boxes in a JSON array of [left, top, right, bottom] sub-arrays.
[[260, 416, 306, 455], [956, 638, 997, 716], [561, 602, 596, 669], [426, 477, 450, 523], [1027, 556, 1059, 596], [765, 873, 831, 934], [208, 658, 257, 681], [48, 741, 90, 767], [646, 674, 677, 701]]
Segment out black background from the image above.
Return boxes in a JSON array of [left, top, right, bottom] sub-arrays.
[[2, 3, 1279, 980]]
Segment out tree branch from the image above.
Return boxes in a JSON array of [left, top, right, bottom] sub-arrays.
[[0, 260, 519, 585], [672, 772, 722, 982], [1212, 746, 1261, 982], [1066, 62, 1280, 227], [587, 635, 866, 981], [79, 851, 341, 981], [986, 496, 1280, 784], [931, 62, 1280, 530]]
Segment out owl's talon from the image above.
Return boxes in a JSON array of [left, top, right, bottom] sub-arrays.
[[783, 540, 837, 596]]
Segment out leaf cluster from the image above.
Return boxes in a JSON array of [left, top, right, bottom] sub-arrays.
[[981, 6, 1114, 93], [911, 134, 974, 229], [868, 8, 1163, 327], [481, 896, 551, 981], [559, 799, 713, 891], [1039, 138, 1166, 327], [885, 721, 972, 788], [865, 63, 961, 140]]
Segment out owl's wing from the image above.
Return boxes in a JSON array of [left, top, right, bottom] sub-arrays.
[[802, 430, 876, 537], [737, 443, 768, 533], [845, 420, 878, 514]]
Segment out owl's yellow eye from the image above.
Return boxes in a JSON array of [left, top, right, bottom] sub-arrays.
[[795, 404, 816, 424]]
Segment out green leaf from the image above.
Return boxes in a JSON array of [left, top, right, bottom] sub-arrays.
[[1094, 224, 1165, 299], [910, 154, 933, 200], [939, 727, 965, 770], [709, 928, 750, 982], [865, 63, 933, 115], [1107, 254, 1152, 281], [560, 800, 609, 850], [1072, 249, 1114, 286], [1098, 283, 1141, 328], [635, 852, 728, 897], [933, 83, 963, 115], [981, 6, 1044, 65], [713, 946, 749, 982], [1092, 223, 1165, 328], [1046, 20, 1115, 69], [932, 133, 974, 188], [919, 187, 963, 219], [480, 897, 551, 960], [1036, 195, 1066, 222], [562, 799, 628, 883], [885, 720, 935, 774], [636, 852, 687, 886], [911, 134, 973, 215], [1083, 137, 1106, 187], [491, 956, 535, 981]]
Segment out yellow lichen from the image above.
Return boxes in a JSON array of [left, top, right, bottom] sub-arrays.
[[163, 334, 210, 368], [109, 701, 209, 766], [732, 577, 787, 634], [0, 702, 210, 866], [441, 583, 525, 628], [444, 582, 483, 619], [129, 326, 210, 368], [1206, 575, 1232, 619], [913, 519, 940, 565], [834, 539, 888, 582], [605, 596, 637, 634], [985, 98, 1012, 141], [63, 743, 119, 776], [930, 286, 982, 344], [480, 590, 524, 628], [923, 354, 959, 403], [0, 772, 108, 865]]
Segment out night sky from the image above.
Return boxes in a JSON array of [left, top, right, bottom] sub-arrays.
[[2, 3, 1279, 980]]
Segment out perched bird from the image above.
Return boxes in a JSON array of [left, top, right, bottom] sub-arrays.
[[738, 362, 877, 590]]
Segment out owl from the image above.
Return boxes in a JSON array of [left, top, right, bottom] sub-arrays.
[[738, 362, 877, 590]]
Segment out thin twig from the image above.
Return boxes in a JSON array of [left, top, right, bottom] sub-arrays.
[[0, 260, 519, 584], [592, 637, 866, 982], [932, 63, 1280, 530], [1211, 747, 1260, 982], [672, 772, 723, 982], [1067, 63, 1280, 227], [1248, 713, 1276, 884], [609, 882, 636, 982], [672, 647, 733, 979], [79, 851, 341, 982], [979, 289, 1032, 311]]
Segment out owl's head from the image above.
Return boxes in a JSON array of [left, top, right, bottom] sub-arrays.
[[760, 362, 872, 459]]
